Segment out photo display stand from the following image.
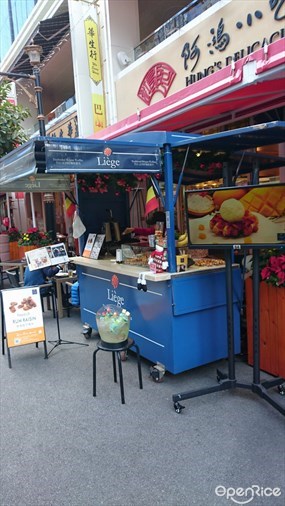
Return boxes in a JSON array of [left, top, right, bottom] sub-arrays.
[[1, 286, 48, 368], [172, 166, 285, 416]]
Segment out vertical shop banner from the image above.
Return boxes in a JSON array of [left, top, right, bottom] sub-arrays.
[[69, 0, 106, 136], [84, 16, 106, 133], [92, 93, 106, 132], [2, 287, 45, 348], [84, 17, 102, 85]]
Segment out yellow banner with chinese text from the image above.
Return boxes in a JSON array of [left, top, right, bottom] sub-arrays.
[[84, 17, 102, 85], [92, 93, 106, 132]]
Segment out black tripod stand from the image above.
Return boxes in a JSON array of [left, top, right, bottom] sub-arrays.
[[172, 249, 285, 416], [48, 287, 89, 356]]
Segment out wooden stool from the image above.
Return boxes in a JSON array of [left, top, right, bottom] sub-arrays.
[[93, 338, 143, 404]]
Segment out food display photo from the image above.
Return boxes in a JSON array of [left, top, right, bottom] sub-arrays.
[[186, 184, 285, 246]]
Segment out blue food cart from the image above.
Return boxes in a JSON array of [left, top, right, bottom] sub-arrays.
[[1, 121, 284, 376], [45, 122, 285, 375]]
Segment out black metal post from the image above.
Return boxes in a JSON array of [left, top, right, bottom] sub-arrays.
[[43, 193, 56, 241], [32, 66, 46, 136]]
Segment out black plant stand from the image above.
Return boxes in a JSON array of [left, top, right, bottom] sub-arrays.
[[172, 249, 285, 416]]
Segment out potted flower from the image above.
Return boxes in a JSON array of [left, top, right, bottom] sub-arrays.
[[18, 228, 53, 257], [260, 249, 285, 287], [245, 248, 285, 377], [7, 227, 22, 260]]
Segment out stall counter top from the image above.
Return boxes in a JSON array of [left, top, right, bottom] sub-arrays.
[[72, 256, 238, 282]]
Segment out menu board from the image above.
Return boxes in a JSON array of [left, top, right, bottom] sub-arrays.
[[186, 184, 285, 247], [25, 243, 68, 271], [90, 234, 105, 259], [2, 286, 45, 348], [82, 233, 96, 258]]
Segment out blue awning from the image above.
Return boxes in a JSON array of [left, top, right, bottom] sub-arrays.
[[0, 121, 284, 187], [0, 139, 39, 185]]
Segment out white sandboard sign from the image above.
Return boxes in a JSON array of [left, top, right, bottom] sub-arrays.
[[2, 287, 46, 348]]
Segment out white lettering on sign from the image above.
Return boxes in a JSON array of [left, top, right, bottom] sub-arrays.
[[24, 182, 41, 190], [96, 156, 121, 169], [107, 288, 125, 308]]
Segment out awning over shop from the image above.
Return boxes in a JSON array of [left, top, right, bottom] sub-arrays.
[[116, 121, 285, 150], [90, 38, 285, 140], [9, 12, 70, 75], [0, 122, 284, 188], [0, 174, 71, 192], [0, 137, 162, 186], [0, 139, 40, 184]]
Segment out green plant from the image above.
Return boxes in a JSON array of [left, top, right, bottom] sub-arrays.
[[0, 81, 30, 158]]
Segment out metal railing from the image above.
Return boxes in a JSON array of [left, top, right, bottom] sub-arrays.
[[134, 0, 219, 60]]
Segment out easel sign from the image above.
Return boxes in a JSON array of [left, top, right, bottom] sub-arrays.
[[1, 286, 47, 367]]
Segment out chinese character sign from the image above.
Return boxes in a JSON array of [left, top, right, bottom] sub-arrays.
[[84, 17, 102, 85], [92, 93, 106, 132]]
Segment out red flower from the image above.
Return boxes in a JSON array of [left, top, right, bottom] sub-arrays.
[[261, 253, 285, 288]]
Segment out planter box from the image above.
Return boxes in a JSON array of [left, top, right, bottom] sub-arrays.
[[9, 241, 21, 260], [245, 278, 285, 378]]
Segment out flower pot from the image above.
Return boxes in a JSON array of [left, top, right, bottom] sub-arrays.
[[245, 278, 285, 378], [9, 241, 21, 260]]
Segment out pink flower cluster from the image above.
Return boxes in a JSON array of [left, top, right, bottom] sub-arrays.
[[261, 254, 285, 288], [78, 173, 150, 196]]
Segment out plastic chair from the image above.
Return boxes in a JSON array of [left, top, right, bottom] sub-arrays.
[[6, 269, 20, 287]]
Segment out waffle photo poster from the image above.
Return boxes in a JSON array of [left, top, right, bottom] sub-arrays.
[[186, 184, 285, 247], [25, 243, 69, 271]]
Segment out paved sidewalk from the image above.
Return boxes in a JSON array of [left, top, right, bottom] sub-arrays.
[[0, 303, 284, 506]]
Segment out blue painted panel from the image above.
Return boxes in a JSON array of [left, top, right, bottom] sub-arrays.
[[77, 265, 241, 374], [171, 305, 241, 374], [78, 266, 174, 369], [172, 268, 242, 315]]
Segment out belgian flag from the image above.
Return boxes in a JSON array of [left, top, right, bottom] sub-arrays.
[[65, 196, 76, 218], [145, 185, 159, 216]]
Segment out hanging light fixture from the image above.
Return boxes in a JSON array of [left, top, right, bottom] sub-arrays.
[[24, 42, 42, 66]]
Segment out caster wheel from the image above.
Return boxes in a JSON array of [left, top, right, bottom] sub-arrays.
[[174, 402, 185, 414], [278, 384, 285, 396], [82, 326, 92, 339]]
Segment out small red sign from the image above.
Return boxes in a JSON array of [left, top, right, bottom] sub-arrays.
[[104, 147, 112, 156], [111, 274, 119, 289]]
